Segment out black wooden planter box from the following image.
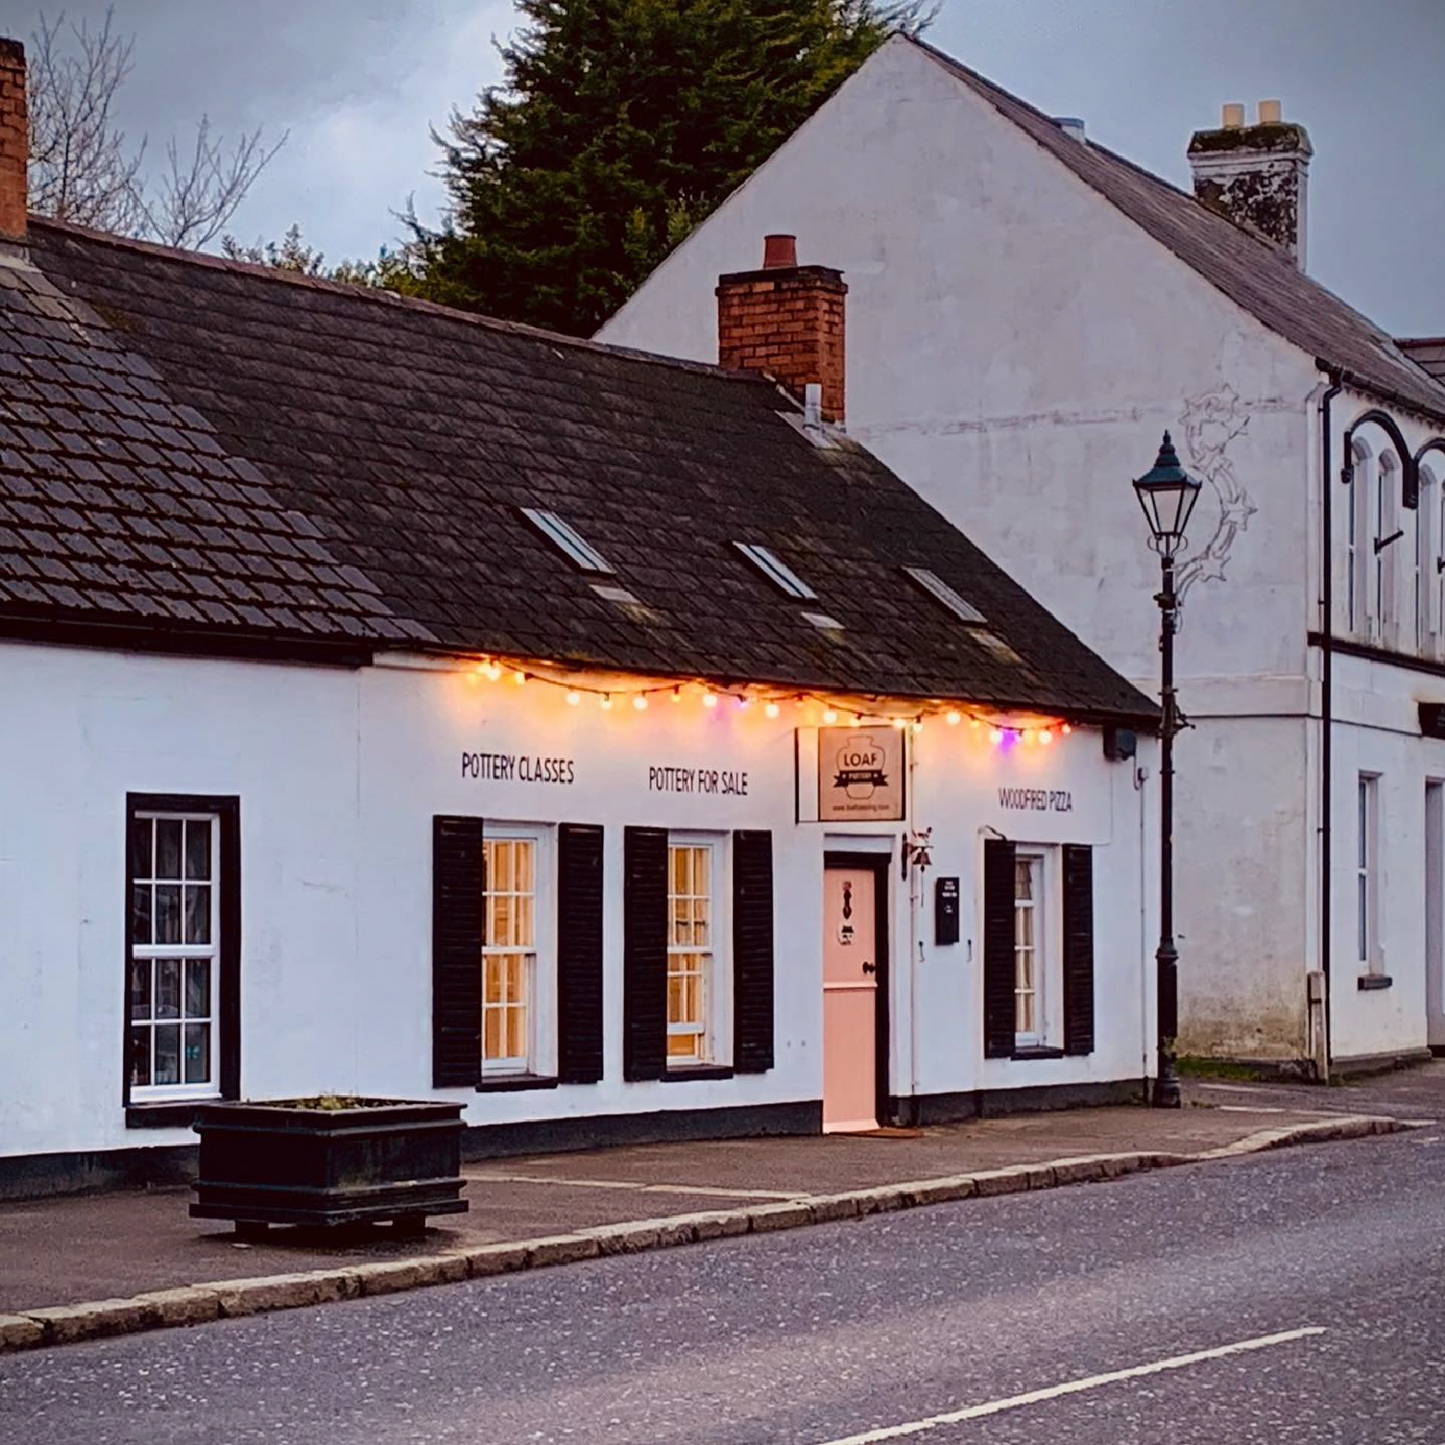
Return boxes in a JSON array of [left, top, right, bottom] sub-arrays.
[[190, 1099, 468, 1233]]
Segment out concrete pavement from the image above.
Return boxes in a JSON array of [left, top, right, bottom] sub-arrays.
[[4, 1126, 1444, 1443], [0, 1092, 1409, 1348]]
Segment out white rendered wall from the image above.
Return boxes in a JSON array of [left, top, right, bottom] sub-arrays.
[[0, 640, 1152, 1162]]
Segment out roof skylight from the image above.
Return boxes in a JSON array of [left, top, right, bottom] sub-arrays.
[[521, 507, 614, 575], [736, 542, 817, 600], [903, 566, 987, 625]]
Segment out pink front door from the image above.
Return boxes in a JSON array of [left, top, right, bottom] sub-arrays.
[[822, 867, 878, 1132]]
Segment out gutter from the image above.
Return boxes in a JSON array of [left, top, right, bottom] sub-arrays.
[[1318, 372, 1343, 1077]]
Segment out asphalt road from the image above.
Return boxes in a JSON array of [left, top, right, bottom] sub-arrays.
[[5, 1130, 1445, 1444]]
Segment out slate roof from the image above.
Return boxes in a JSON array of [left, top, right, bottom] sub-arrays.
[[915, 38, 1445, 424], [0, 218, 1154, 723], [1398, 339, 1445, 389]]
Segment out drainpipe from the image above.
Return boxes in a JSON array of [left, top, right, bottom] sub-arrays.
[[1319, 373, 1343, 1079]]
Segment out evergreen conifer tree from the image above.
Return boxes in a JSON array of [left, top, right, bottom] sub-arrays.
[[412, 0, 931, 334]]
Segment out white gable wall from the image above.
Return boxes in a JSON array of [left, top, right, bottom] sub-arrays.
[[601, 36, 1327, 1063]]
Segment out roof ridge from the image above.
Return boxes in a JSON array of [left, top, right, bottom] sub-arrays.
[[902, 34, 1445, 423], [27, 214, 761, 387]]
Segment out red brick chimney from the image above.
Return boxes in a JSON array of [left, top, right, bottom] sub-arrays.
[[0, 39, 26, 248], [717, 235, 847, 424]]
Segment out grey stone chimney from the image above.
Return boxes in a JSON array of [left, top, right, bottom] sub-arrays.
[[1187, 101, 1312, 268]]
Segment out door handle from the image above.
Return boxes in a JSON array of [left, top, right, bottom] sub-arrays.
[[861, 961, 877, 975]]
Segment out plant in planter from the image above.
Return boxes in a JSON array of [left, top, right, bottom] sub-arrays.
[[190, 1096, 468, 1239]]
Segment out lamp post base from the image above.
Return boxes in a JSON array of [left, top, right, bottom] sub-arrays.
[[1151, 1064, 1182, 1109]]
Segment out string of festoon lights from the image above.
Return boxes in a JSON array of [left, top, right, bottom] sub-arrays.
[[466, 656, 1073, 747]]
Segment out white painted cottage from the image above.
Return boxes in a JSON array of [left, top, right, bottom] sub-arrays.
[[0, 40, 1159, 1196], [600, 33, 1445, 1076]]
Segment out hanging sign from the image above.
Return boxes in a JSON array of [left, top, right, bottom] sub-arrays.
[[817, 726, 906, 822]]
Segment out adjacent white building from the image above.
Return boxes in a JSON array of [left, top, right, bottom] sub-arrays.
[[600, 33, 1445, 1075]]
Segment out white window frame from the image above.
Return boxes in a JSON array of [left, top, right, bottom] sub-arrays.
[[1375, 454, 1398, 640], [666, 832, 732, 1067], [1414, 474, 1426, 652], [129, 812, 221, 1102], [481, 825, 556, 1078], [1429, 466, 1445, 651], [1345, 448, 1361, 632], [1012, 847, 1061, 1048], [1357, 774, 1381, 976]]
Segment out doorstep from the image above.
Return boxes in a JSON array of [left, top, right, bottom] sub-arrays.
[[0, 1100, 1412, 1351]]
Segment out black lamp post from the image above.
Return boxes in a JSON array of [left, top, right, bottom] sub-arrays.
[[1134, 431, 1203, 1109]]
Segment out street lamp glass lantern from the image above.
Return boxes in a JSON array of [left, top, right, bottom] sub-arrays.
[[1134, 430, 1203, 560]]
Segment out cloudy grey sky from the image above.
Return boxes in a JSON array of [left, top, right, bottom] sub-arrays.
[[3, 0, 1442, 334]]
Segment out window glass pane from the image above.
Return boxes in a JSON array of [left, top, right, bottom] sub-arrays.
[[1359, 784, 1369, 867], [131, 884, 153, 945], [183, 1022, 211, 1084], [493, 891, 512, 945], [516, 893, 534, 948], [485, 956, 503, 1004], [1358, 875, 1369, 961], [155, 885, 182, 944], [154, 1025, 181, 1086], [668, 973, 683, 1023], [185, 959, 211, 1018], [1016, 906, 1034, 948], [1015, 859, 1034, 900], [184, 885, 211, 945], [668, 1032, 698, 1059], [185, 821, 212, 881], [129, 817, 152, 880], [129, 1026, 151, 1087], [155, 959, 181, 1019], [129, 959, 151, 1021], [692, 847, 710, 899], [483, 1007, 502, 1060], [155, 819, 183, 880], [505, 1006, 527, 1059]]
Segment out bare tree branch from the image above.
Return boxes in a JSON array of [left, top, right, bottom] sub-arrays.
[[26, 7, 285, 250], [138, 116, 288, 249], [27, 7, 145, 232]]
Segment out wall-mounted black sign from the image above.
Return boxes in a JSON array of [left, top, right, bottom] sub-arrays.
[[935, 876, 960, 946], [1421, 703, 1445, 740]]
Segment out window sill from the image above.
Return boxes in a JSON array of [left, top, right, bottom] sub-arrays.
[[126, 1100, 212, 1130], [477, 1074, 560, 1093], [1358, 974, 1394, 992], [661, 1065, 734, 1083], [1011, 1045, 1066, 1061]]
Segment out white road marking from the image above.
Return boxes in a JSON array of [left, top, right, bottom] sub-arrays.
[[816, 1326, 1327, 1445]]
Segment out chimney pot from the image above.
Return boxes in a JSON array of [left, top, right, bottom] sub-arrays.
[[716, 239, 847, 425], [762, 233, 798, 269], [0, 37, 27, 249], [1188, 103, 1312, 268]]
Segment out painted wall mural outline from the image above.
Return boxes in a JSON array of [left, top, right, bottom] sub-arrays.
[[1175, 384, 1255, 609]]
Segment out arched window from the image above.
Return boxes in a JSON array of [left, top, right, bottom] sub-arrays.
[[1415, 467, 1428, 650], [1346, 440, 1369, 633], [1375, 452, 1398, 637]]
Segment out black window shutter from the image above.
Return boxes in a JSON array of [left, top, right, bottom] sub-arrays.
[[1062, 844, 1096, 1056], [558, 824, 605, 1084], [982, 837, 1017, 1059], [732, 830, 774, 1074], [433, 815, 484, 1087], [623, 826, 668, 1081]]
